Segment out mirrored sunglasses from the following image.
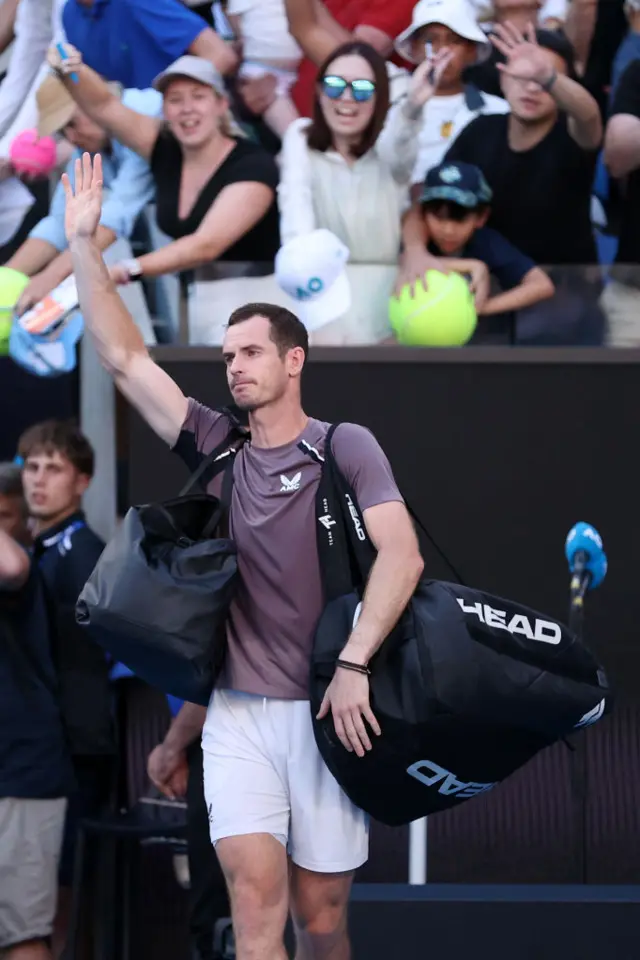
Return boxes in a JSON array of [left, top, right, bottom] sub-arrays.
[[321, 75, 376, 102]]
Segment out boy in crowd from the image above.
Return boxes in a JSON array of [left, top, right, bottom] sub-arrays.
[[418, 160, 554, 337], [0, 462, 73, 960], [17, 420, 114, 954]]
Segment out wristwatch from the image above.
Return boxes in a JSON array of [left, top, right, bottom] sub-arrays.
[[119, 258, 143, 280]]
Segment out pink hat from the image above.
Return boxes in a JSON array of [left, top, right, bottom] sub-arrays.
[[9, 129, 57, 178]]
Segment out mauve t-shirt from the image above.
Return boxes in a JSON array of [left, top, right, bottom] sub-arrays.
[[175, 400, 403, 700]]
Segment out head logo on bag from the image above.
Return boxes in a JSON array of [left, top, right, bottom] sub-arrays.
[[457, 598, 562, 644], [407, 759, 497, 799]]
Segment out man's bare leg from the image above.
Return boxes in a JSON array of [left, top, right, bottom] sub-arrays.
[[216, 833, 289, 960]]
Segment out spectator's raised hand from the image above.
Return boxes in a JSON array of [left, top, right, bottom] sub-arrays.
[[407, 48, 455, 110], [62, 153, 103, 243], [491, 21, 555, 86], [47, 42, 83, 78]]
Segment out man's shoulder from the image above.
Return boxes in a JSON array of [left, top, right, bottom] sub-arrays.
[[324, 421, 385, 462]]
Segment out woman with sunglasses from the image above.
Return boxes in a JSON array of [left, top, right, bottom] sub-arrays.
[[278, 41, 410, 274]]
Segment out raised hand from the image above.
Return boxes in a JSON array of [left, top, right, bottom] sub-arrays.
[[46, 42, 83, 77], [62, 153, 103, 243], [407, 48, 456, 110], [491, 21, 555, 87]]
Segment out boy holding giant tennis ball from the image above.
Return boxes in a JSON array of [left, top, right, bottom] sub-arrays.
[[390, 162, 554, 346]]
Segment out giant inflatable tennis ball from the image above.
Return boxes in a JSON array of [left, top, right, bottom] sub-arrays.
[[389, 270, 477, 346], [0, 266, 29, 355], [9, 129, 57, 178]]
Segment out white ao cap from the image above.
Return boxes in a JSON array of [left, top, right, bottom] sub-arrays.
[[275, 229, 351, 331]]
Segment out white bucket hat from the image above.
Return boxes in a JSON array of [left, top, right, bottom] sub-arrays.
[[395, 0, 492, 65], [275, 230, 351, 331]]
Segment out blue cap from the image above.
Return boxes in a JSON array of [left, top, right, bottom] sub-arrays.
[[420, 162, 493, 209]]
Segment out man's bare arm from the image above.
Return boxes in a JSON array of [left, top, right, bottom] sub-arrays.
[[164, 702, 207, 754], [69, 234, 188, 446], [340, 501, 424, 666]]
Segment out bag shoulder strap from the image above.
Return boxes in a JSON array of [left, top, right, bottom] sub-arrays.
[[179, 416, 248, 497], [315, 422, 466, 587]]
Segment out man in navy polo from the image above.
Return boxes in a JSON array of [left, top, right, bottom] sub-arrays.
[[62, 0, 237, 89]]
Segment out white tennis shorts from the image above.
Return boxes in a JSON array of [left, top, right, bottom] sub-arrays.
[[202, 689, 369, 873]]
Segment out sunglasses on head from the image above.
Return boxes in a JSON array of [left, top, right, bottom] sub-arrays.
[[321, 75, 376, 102]]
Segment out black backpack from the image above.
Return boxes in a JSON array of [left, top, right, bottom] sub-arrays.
[[306, 424, 612, 826]]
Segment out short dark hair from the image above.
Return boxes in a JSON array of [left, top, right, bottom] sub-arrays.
[[227, 302, 309, 361], [18, 419, 95, 477], [306, 41, 390, 159]]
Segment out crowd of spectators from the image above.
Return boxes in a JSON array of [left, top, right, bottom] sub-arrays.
[[0, 0, 638, 347]]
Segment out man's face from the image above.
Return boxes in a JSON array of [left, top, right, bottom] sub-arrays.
[[222, 316, 304, 412], [409, 24, 477, 89], [21, 450, 90, 525], [0, 494, 29, 543], [62, 109, 107, 153], [500, 49, 568, 123]]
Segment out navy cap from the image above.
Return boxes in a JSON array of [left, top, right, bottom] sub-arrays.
[[420, 162, 493, 209]]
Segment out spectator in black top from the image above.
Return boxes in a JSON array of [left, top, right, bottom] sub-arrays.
[[603, 58, 640, 346], [0, 463, 73, 960], [419, 160, 554, 342], [401, 24, 604, 343], [17, 420, 113, 955], [48, 48, 281, 283]]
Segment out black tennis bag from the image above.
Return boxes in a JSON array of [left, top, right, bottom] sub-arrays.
[[76, 418, 246, 706], [309, 425, 613, 826]]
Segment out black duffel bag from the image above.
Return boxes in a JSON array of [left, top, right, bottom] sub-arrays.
[[76, 421, 246, 705], [308, 425, 612, 826]]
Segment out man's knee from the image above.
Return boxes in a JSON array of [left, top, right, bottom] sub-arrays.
[[290, 867, 352, 954]]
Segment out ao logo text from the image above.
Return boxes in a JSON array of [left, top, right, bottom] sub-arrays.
[[295, 277, 324, 301]]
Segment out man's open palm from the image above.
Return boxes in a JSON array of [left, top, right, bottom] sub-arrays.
[[62, 152, 103, 243]]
